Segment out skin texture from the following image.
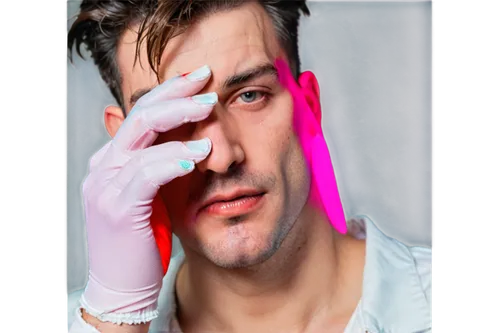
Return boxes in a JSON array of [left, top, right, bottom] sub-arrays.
[[101, 2, 366, 333]]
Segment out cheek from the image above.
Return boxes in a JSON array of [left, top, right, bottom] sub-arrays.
[[264, 115, 298, 176], [273, 114, 310, 201], [243, 100, 309, 200], [286, 137, 310, 192], [240, 96, 295, 163], [278, 135, 311, 222]]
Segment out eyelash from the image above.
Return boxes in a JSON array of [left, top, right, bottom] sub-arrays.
[[231, 89, 271, 110]]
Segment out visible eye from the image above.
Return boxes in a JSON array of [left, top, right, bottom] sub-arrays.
[[237, 91, 265, 104], [229, 89, 272, 111]]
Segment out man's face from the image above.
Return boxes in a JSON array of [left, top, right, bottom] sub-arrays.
[[115, 2, 311, 268]]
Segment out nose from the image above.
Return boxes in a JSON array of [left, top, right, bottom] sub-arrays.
[[194, 108, 245, 174]]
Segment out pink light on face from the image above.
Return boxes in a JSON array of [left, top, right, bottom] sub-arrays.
[[275, 58, 347, 234]]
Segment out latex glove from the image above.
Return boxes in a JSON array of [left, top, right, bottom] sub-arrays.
[[79, 65, 216, 324], [275, 59, 347, 234]]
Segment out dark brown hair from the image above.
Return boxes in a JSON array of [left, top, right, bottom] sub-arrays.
[[68, 0, 310, 111]]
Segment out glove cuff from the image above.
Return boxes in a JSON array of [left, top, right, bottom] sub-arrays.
[[79, 273, 163, 325]]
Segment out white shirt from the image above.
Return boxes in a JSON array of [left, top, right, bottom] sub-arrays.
[[68, 216, 432, 333]]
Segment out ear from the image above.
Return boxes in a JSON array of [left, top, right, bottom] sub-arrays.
[[104, 105, 126, 138], [297, 71, 322, 124]]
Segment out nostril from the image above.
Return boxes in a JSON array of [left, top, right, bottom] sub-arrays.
[[227, 161, 238, 173]]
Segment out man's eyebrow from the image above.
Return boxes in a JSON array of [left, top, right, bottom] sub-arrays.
[[222, 64, 278, 90], [129, 87, 152, 106], [128, 64, 277, 106]]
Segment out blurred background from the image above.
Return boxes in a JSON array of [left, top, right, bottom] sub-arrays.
[[67, 0, 431, 293]]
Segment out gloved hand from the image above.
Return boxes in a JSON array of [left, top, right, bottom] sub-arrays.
[[79, 64, 216, 324], [275, 59, 347, 234]]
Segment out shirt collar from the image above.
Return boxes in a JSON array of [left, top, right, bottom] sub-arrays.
[[358, 216, 432, 332], [162, 216, 432, 333]]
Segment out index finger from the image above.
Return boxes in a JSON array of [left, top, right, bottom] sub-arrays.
[[112, 93, 218, 151], [111, 65, 216, 152], [134, 65, 212, 109]]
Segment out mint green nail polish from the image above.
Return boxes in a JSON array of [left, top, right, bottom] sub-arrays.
[[185, 139, 211, 153], [185, 65, 211, 81], [179, 160, 194, 171], [192, 92, 218, 105]]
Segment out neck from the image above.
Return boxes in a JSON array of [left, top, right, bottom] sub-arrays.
[[175, 205, 365, 333]]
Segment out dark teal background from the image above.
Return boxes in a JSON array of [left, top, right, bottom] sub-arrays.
[[67, 0, 432, 293]]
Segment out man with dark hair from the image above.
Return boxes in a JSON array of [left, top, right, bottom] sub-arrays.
[[67, 1, 431, 332]]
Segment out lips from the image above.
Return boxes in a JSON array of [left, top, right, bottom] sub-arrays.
[[198, 189, 266, 217]]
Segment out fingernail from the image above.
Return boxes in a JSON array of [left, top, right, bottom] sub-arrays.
[[179, 160, 195, 171], [184, 65, 211, 81], [192, 92, 218, 105], [185, 138, 211, 153]]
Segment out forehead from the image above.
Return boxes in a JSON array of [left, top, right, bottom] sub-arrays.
[[117, 2, 282, 109]]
